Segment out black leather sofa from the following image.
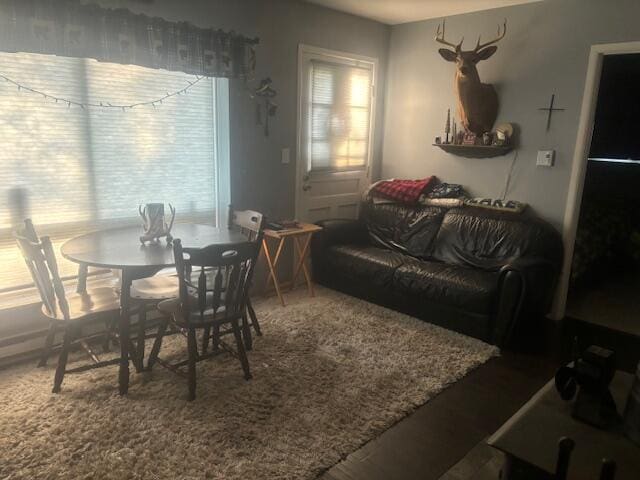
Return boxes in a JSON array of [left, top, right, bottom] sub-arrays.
[[311, 200, 563, 348]]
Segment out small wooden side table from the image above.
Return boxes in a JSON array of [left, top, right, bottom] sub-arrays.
[[262, 223, 322, 306]]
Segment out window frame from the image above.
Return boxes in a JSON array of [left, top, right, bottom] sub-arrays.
[[296, 44, 377, 176], [0, 54, 230, 305], [213, 78, 231, 228]]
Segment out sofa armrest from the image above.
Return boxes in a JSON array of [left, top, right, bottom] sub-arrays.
[[313, 219, 368, 249], [500, 257, 559, 312], [500, 257, 557, 275], [493, 257, 560, 348], [311, 219, 368, 282]]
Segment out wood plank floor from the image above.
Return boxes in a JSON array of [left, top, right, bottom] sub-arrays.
[[320, 351, 558, 480]]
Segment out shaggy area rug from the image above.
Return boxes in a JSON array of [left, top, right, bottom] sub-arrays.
[[0, 286, 498, 480]]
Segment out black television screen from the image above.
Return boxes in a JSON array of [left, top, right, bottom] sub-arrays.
[[589, 53, 640, 162]]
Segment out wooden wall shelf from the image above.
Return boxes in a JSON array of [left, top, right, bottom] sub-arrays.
[[433, 143, 513, 158]]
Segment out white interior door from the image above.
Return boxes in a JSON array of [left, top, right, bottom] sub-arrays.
[[296, 45, 377, 223], [299, 169, 368, 223]]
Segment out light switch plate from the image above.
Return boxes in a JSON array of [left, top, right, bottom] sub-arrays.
[[537, 150, 555, 167], [281, 147, 290, 164]]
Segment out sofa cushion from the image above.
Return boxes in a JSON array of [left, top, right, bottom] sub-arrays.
[[432, 207, 563, 270], [326, 244, 406, 288], [393, 258, 500, 314], [361, 201, 447, 259]]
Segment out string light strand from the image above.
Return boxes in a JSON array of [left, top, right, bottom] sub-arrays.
[[0, 73, 206, 110]]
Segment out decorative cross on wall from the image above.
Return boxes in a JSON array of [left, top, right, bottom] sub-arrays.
[[538, 94, 565, 131]]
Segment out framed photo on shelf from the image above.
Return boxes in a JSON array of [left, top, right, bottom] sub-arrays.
[[462, 132, 477, 145]]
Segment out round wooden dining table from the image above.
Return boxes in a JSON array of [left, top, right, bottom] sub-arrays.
[[61, 223, 249, 395]]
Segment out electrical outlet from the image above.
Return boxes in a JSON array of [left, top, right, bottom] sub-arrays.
[[281, 147, 290, 164], [536, 150, 555, 167]]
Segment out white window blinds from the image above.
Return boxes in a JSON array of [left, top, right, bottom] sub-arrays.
[[0, 52, 226, 296], [308, 59, 373, 171]]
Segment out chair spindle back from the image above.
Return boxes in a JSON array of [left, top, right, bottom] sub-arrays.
[[13, 220, 70, 320], [174, 239, 261, 325], [227, 204, 265, 242]]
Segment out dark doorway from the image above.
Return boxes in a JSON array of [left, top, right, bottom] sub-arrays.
[[566, 53, 640, 336]]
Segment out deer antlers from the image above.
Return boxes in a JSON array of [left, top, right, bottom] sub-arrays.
[[435, 20, 463, 51], [436, 19, 507, 52], [474, 19, 507, 52]]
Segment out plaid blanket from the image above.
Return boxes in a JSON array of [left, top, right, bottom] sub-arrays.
[[372, 177, 435, 204]]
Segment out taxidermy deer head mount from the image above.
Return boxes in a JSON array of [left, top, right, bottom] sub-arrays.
[[436, 19, 506, 135]]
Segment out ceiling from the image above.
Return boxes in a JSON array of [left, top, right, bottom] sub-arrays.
[[303, 0, 543, 25]]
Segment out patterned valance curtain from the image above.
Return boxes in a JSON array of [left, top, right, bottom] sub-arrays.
[[0, 0, 259, 78]]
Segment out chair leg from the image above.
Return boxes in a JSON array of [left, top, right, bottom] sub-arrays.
[[231, 318, 252, 381], [246, 298, 262, 336], [147, 317, 169, 370], [212, 323, 220, 352], [241, 311, 253, 351], [102, 317, 111, 353], [103, 315, 119, 353], [136, 307, 146, 373], [38, 320, 57, 367], [187, 327, 198, 401], [52, 327, 73, 393], [202, 326, 211, 354]]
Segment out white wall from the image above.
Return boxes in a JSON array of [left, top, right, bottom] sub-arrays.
[[382, 0, 640, 231]]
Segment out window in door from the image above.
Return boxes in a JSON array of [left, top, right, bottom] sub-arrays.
[[300, 47, 375, 173]]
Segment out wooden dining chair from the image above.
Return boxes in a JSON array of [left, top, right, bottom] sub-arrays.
[[226, 205, 265, 351], [73, 259, 180, 374], [14, 220, 122, 393], [124, 271, 181, 371], [120, 205, 263, 367], [148, 238, 262, 400], [101, 211, 180, 367], [13, 219, 55, 367], [127, 206, 264, 365]]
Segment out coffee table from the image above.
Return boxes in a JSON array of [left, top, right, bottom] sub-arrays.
[[488, 370, 638, 479]]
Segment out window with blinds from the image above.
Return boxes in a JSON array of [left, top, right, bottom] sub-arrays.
[[0, 52, 228, 300], [307, 58, 373, 171]]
